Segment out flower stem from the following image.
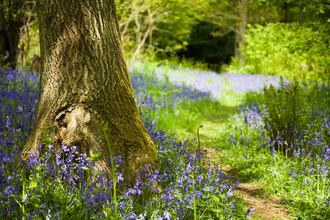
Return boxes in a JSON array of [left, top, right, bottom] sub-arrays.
[[100, 121, 117, 217], [197, 125, 203, 168], [190, 172, 197, 220]]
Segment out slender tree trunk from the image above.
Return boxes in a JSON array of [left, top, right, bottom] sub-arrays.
[[0, 30, 10, 66], [22, 0, 159, 187], [300, 3, 305, 24], [5, 21, 21, 68], [0, 0, 9, 66], [283, 2, 288, 22], [234, 0, 248, 65]]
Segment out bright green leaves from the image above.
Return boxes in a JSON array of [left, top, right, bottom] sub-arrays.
[[81, 151, 105, 178], [230, 22, 330, 81], [249, 0, 330, 14], [86, 150, 102, 162], [99, 120, 109, 132], [39, 125, 56, 146]]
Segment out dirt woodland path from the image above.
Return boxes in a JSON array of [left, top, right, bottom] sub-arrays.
[[179, 106, 294, 220], [201, 146, 292, 220]]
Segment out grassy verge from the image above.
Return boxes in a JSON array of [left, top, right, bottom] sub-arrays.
[[216, 82, 330, 219]]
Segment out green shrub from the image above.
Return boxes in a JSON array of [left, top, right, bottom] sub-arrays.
[[227, 22, 330, 81]]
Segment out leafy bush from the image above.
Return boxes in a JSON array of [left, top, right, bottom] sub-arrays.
[[227, 22, 330, 81]]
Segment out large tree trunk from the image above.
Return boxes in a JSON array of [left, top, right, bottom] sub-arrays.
[[22, 0, 159, 187]]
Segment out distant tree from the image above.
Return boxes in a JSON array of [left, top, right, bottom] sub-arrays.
[[203, 0, 281, 66], [0, 0, 38, 68], [202, 0, 248, 65], [115, 0, 210, 61], [22, 0, 159, 186]]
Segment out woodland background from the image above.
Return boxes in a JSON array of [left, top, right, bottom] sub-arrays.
[[1, 0, 330, 81]]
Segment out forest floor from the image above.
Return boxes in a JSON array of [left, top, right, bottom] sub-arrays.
[[176, 105, 294, 220]]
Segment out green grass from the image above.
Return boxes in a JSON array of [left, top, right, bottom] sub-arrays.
[[147, 98, 238, 145]]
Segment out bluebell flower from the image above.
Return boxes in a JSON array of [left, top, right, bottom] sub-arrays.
[[5, 116, 11, 128], [126, 212, 137, 219], [137, 211, 147, 220], [245, 207, 255, 216]]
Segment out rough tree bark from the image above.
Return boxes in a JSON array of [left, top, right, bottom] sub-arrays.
[[22, 0, 159, 186]]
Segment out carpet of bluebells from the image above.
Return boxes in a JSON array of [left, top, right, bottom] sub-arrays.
[[154, 65, 283, 99], [4, 60, 326, 219], [0, 62, 277, 220]]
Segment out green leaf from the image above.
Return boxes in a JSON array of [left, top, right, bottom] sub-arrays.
[[209, 160, 220, 164], [196, 202, 206, 207], [81, 167, 90, 172], [40, 137, 52, 145], [32, 204, 42, 209], [209, 208, 222, 213], [39, 125, 56, 132], [28, 181, 38, 189], [220, 170, 228, 175], [92, 170, 104, 176], [211, 195, 220, 202], [99, 121, 109, 132], [47, 126, 57, 131], [92, 151, 102, 159], [30, 167, 42, 174]]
